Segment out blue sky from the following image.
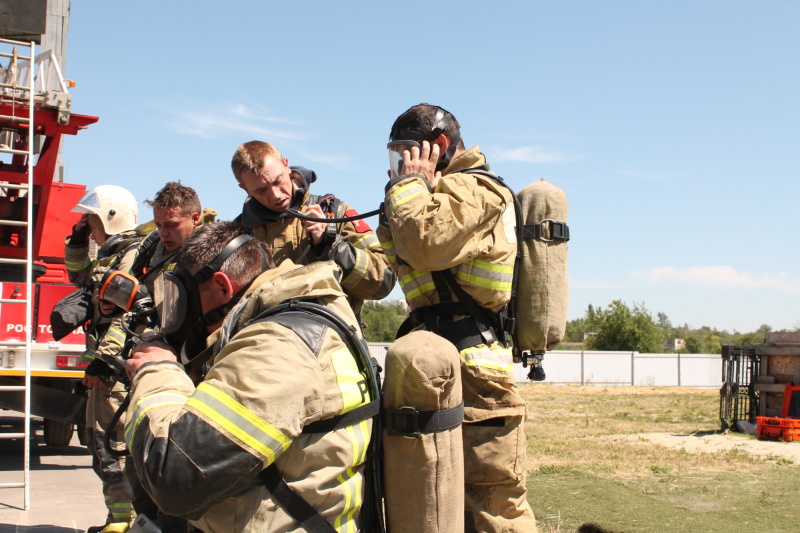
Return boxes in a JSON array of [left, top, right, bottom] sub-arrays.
[[56, 2, 799, 334]]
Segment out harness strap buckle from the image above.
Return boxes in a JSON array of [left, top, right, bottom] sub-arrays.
[[386, 406, 421, 438]]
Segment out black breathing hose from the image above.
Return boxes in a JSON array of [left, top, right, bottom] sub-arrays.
[[286, 207, 381, 224]]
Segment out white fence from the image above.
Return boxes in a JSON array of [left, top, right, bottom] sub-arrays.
[[367, 344, 722, 388]]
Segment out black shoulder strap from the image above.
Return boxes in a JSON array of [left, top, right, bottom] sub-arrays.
[[246, 300, 384, 533], [259, 466, 337, 533], [129, 231, 161, 278], [428, 168, 520, 348], [108, 240, 143, 271]]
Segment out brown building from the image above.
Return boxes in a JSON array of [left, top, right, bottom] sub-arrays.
[[755, 332, 800, 417]]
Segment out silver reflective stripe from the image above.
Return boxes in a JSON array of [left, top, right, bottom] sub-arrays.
[[125, 392, 187, 445], [186, 383, 290, 466], [342, 246, 369, 287], [456, 259, 513, 292], [399, 270, 435, 301], [460, 344, 514, 372], [387, 181, 427, 212]]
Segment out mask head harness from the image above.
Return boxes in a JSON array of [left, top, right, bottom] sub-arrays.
[[161, 234, 269, 346], [387, 107, 461, 179]]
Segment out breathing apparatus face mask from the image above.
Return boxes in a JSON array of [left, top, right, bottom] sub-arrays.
[[160, 234, 269, 363], [387, 108, 461, 180], [99, 270, 151, 313]]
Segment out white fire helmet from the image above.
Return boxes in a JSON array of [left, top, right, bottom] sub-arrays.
[[71, 185, 139, 235]]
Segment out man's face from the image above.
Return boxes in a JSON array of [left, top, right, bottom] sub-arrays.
[[154, 206, 199, 252], [238, 156, 293, 213]]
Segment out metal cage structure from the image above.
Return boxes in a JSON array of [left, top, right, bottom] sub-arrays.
[[719, 345, 760, 431]]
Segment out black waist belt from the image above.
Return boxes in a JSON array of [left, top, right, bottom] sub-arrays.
[[384, 401, 465, 438], [396, 303, 497, 351]]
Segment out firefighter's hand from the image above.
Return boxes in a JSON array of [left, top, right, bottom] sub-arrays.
[[73, 213, 89, 233], [126, 340, 178, 376], [303, 204, 327, 246], [70, 214, 91, 242], [401, 141, 442, 189]]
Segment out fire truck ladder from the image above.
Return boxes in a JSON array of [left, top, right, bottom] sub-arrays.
[[0, 38, 37, 510]]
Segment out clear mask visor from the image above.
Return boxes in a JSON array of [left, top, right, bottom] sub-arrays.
[[160, 271, 189, 335], [387, 140, 421, 180], [98, 271, 140, 311]]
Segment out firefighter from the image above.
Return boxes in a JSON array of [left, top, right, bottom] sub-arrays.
[[231, 140, 396, 315], [377, 104, 538, 532], [123, 221, 374, 532], [64, 184, 147, 533], [129, 181, 216, 320], [123, 181, 215, 533]]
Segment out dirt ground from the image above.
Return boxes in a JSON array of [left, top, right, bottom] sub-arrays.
[[611, 430, 800, 463]]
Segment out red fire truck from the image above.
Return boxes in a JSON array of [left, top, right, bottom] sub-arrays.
[[0, 43, 98, 446]]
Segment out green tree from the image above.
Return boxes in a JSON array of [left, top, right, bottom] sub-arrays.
[[360, 302, 407, 342], [684, 335, 704, 354], [585, 300, 664, 352]]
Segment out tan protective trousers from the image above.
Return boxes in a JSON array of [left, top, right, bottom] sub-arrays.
[[461, 352, 538, 533], [86, 380, 134, 525]]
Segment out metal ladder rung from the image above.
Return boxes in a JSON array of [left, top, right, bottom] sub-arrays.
[[0, 434, 27, 440], [0, 385, 26, 391], [0, 298, 28, 304], [0, 482, 27, 488], [0, 113, 30, 123], [1, 341, 25, 346], [0, 258, 29, 264], [0, 183, 30, 191], [0, 219, 29, 226], [0, 147, 29, 156]]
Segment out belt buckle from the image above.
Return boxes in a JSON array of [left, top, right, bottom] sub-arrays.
[[386, 406, 421, 438]]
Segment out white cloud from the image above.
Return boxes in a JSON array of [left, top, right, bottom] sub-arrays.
[[162, 102, 304, 140], [634, 265, 800, 294], [491, 145, 571, 164]]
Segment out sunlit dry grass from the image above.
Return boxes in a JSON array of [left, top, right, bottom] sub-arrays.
[[521, 385, 762, 477]]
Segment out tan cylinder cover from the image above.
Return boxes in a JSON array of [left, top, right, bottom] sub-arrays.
[[382, 331, 464, 533], [516, 179, 569, 352]]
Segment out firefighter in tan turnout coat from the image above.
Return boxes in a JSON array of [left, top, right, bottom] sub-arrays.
[[124, 222, 374, 533], [64, 185, 146, 532], [231, 140, 396, 315], [378, 104, 537, 532]]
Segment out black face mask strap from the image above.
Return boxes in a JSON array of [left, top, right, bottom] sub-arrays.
[[192, 234, 256, 286], [430, 108, 461, 172], [199, 286, 248, 327]]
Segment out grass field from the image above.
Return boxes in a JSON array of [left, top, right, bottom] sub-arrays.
[[521, 385, 800, 533]]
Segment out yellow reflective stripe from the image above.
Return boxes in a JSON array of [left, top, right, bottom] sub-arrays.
[[399, 270, 435, 300], [349, 419, 369, 466], [341, 247, 369, 287], [379, 238, 397, 264], [334, 466, 361, 533], [460, 345, 514, 372], [456, 259, 514, 292], [329, 348, 369, 413], [187, 383, 290, 466], [125, 392, 187, 445], [65, 257, 92, 272], [334, 419, 369, 532], [109, 503, 131, 520], [387, 181, 427, 212], [352, 233, 379, 251], [104, 326, 126, 347]]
